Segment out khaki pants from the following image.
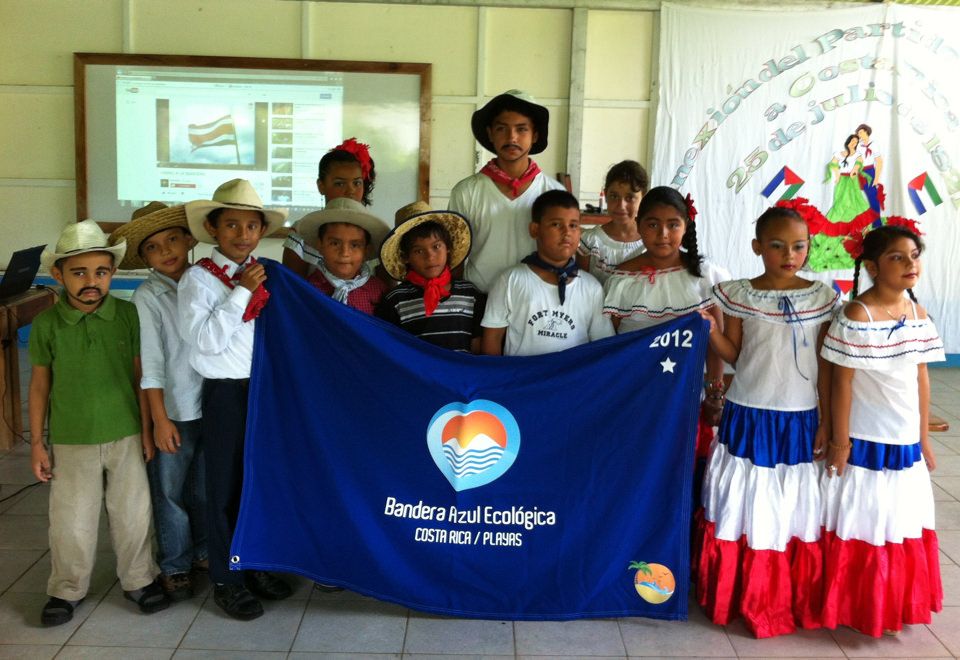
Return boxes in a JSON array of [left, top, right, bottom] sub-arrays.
[[48, 435, 157, 600]]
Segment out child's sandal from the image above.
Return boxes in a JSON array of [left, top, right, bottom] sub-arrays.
[[41, 596, 83, 626], [124, 580, 171, 614]]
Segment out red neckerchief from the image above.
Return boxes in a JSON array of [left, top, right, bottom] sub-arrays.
[[405, 265, 451, 317], [196, 257, 270, 322], [479, 159, 540, 199]]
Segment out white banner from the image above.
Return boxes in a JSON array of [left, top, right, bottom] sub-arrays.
[[654, 2, 960, 352]]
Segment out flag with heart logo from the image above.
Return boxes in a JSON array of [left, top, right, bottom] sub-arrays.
[[231, 259, 707, 620]]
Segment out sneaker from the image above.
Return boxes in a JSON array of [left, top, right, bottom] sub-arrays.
[[245, 570, 292, 600], [214, 584, 263, 621], [160, 573, 194, 602]]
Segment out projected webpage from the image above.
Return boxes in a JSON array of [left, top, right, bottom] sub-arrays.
[[115, 69, 344, 215]]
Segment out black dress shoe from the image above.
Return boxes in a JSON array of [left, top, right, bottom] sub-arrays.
[[245, 570, 293, 600], [214, 584, 263, 620]]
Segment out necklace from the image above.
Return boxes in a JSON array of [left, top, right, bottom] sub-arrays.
[[879, 296, 907, 321]]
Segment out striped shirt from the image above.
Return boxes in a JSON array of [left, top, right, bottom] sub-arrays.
[[376, 279, 486, 352]]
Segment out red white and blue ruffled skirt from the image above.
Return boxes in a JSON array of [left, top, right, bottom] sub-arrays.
[[697, 401, 824, 638], [820, 437, 941, 637]]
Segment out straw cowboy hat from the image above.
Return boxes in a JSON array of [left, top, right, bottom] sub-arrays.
[[379, 202, 472, 281], [131, 201, 168, 220], [295, 197, 391, 252], [41, 219, 127, 272], [109, 204, 193, 270], [471, 89, 550, 155], [185, 179, 287, 244]]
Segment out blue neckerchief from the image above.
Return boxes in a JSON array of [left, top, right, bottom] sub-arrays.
[[521, 252, 579, 305]]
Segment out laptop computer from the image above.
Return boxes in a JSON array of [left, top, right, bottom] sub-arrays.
[[0, 245, 46, 300]]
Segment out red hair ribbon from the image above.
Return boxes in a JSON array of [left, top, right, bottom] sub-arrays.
[[684, 193, 698, 223], [331, 138, 373, 181]]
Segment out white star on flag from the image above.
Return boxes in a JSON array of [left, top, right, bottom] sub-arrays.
[[660, 357, 676, 373]]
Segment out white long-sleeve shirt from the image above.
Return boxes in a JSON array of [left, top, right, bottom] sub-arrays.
[[132, 271, 202, 421], [177, 249, 256, 380]]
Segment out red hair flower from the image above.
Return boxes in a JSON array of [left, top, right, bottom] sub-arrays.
[[684, 193, 698, 222], [843, 230, 866, 260], [331, 137, 373, 181], [775, 197, 828, 236], [884, 215, 923, 235]]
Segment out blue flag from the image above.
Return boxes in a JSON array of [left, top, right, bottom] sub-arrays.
[[231, 260, 708, 620]]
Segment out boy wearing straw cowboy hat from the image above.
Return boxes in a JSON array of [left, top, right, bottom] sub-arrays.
[[178, 179, 292, 620], [376, 201, 486, 353], [297, 197, 391, 314], [110, 203, 207, 603], [449, 90, 566, 294], [29, 219, 169, 625]]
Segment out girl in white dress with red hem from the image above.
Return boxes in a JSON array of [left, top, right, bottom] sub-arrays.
[[697, 206, 839, 638], [820, 222, 944, 637]]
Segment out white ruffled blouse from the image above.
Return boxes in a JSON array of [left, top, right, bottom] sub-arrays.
[[821, 301, 945, 445]]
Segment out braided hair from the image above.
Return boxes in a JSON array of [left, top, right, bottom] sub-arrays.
[[852, 224, 924, 303], [636, 186, 703, 277]]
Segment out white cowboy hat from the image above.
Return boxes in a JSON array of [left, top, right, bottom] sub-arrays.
[[41, 219, 127, 272], [185, 179, 287, 244]]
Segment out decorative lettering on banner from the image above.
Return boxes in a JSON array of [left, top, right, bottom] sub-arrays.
[[668, 19, 960, 209]]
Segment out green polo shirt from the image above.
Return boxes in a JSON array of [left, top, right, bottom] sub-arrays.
[[28, 291, 141, 445]]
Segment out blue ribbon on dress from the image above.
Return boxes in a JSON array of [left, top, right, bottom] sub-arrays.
[[887, 314, 907, 340], [779, 295, 810, 381]]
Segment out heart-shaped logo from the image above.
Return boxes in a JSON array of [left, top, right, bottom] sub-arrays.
[[426, 400, 521, 491]]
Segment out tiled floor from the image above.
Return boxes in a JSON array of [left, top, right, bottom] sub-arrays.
[[2, 343, 959, 658]]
